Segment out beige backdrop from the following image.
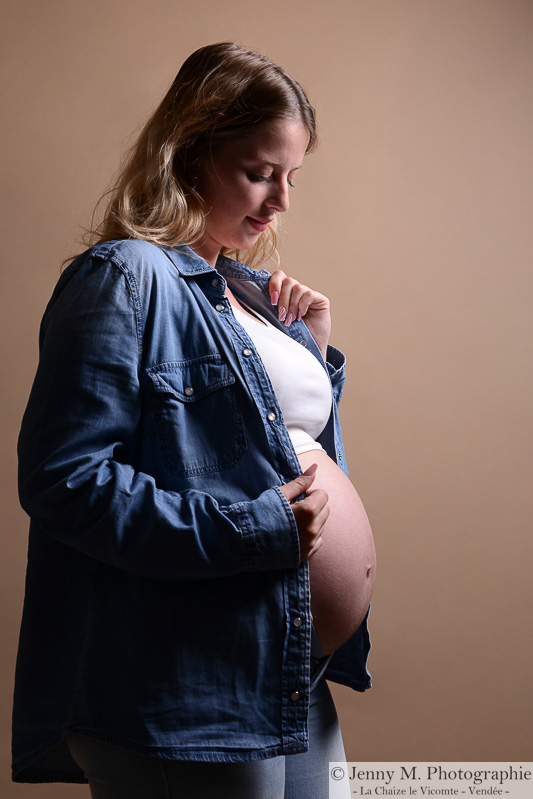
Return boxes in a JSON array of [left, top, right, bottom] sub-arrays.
[[2, 0, 532, 795]]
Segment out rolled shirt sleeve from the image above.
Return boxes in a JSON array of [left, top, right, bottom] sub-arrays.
[[324, 344, 346, 404]]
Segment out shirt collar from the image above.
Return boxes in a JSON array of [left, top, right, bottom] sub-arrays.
[[162, 244, 215, 276], [163, 245, 272, 287]]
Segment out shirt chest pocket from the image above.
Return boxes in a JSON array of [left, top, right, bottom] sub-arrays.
[[146, 355, 247, 477]]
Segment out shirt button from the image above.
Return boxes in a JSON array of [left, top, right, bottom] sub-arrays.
[[215, 303, 225, 312], [211, 278, 220, 287], [243, 348, 252, 357], [290, 691, 301, 702], [293, 616, 303, 628], [184, 386, 194, 397], [267, 412, 276, 422]]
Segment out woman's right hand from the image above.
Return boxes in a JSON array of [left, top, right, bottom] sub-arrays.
[[279, 465, 329, 561]]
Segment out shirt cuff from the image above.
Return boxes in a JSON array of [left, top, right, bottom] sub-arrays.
[[325, 344, 346, 388], [228, 486, 301, 571]]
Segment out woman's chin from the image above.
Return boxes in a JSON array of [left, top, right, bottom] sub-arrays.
[[223, 234, 262, 253]]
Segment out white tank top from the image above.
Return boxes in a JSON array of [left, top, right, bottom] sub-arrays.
[[233, 304, 332, 454]]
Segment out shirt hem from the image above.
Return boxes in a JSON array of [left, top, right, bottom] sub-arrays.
[[12, 730, 309, 783]]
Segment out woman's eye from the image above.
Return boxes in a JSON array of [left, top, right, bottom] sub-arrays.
[[249, 173, 272, 183], [248, 172, 296, 188]]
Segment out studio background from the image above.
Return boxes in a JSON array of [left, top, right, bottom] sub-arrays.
[[2, 1, 532, 795]]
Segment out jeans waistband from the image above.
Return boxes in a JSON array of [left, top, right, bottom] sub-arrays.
[[310, 624, 331, 691], [310, 653, 332, 691]]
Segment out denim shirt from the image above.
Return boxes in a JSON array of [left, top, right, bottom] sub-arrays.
[[13, 240, 371, 783]]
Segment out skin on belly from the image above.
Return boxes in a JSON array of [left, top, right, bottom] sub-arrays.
[[297, 449, 376, 656]]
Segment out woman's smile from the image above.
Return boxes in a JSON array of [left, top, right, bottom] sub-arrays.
[[246, 216, 273, 232]]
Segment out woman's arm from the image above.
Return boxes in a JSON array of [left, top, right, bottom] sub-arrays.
[[18, 258, 306, 582]]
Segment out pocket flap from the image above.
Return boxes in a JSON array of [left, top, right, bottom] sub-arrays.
[[147, 356, 235, 402]]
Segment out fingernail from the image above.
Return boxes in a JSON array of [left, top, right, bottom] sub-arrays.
[[297, 310, 302, 321], [271, 291, 279, 306], [278, 306, 287, 321], [285, 312, 293, 326], [303, 463, 318, 476]]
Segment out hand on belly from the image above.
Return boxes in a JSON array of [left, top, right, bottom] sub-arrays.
[[298, 449, 376, 656]]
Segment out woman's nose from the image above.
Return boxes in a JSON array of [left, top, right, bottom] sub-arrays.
[[267, 180, 290, 213]]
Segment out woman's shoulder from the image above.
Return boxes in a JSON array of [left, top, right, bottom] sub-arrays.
[[65, 239, 213, 288], [72, 239, 174, 274]]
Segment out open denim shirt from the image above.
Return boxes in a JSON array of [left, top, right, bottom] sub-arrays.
[[13, 240, 371, 783]]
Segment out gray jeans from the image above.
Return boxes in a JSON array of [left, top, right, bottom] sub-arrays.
[[66, 678, 348, 799]]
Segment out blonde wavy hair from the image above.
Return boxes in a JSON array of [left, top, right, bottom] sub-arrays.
[[85, 42, 317, 268]]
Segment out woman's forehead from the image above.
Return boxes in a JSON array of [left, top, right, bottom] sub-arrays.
[[213, 120, 310, 166]]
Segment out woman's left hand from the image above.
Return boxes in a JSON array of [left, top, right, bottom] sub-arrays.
[[269, 269, 331, 360]]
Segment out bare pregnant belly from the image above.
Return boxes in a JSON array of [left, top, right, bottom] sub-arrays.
[[297, 449, 376, 656]]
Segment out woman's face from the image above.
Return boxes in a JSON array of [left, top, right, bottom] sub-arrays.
[[193, 119, 310, 266]]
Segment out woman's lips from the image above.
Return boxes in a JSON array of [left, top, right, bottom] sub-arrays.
[[247, 217, 272, 232]]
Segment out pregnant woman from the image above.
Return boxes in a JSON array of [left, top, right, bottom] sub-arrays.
[[13, 42, 376, 799]]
